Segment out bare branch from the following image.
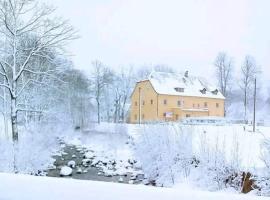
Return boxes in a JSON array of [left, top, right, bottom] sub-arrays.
[[15, 47, 36, 81], [0, 83, 10, 90], [16, 108, 42, 113]]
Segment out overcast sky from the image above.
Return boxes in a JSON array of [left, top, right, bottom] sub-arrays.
[[45, 0, 270, 82]]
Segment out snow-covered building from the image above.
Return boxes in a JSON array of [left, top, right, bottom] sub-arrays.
[[129, 71, 225, 123]]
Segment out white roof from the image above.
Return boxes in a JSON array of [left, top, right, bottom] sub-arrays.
[[147, 71, 225, 99]]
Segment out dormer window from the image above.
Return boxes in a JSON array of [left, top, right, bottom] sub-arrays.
[[175, 87, 184, 92], [211, 89, 219, 95], [200, 88, 207, 94]]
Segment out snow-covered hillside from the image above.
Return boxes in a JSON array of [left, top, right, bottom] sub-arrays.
[[0, 173, 267, 200]]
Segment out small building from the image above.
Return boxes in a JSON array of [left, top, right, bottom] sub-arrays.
[[129, 71, 225, 123]]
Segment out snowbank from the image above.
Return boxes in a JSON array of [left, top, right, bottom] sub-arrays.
[[0, 173, 267, 200], [135, 123, 270, 170]]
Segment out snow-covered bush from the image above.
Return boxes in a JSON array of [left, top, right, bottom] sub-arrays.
[[135, 123, 193, 186], [0, 123, 73, 174], [194, 130, 242, 191], [261, 138, 270, 171], [135, 123, 244, 190], [257, 138, 270, 196]]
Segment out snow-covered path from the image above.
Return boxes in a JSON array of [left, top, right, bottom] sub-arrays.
[[0, 173, 267, 200]]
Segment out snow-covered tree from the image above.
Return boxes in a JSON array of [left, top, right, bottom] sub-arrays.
[[0, 0, 76, 142], [61, 68, 92, 128], [214, 52, 234, 115], [111, 67, 135, 123], [91, 60, 113, 124]]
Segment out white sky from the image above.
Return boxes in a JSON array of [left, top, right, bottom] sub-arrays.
[[45, 0, 270, 82]]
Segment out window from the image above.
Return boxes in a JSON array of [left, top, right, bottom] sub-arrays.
[[164, 99, 167, 105], [204, 102, 208, 107], [175, 87, 184, 92], [163, 113, 166, 117], [150, 99, 153, 105], [198, 104, 200, 108], [134, 115, 137, 120], [216, 103, 219, 108], [176, 114, 179, 120], [142, 100, 145, 106], [212, 89, 219, 95], [186, 114, 191, 118], [200, 88, 206, 94], [135, 101, 138, 106], [177, 100, 181, 107]]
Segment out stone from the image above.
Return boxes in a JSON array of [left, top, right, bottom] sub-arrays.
[[67, 160, 76, 168], [118, 177, 124, 183], [76, 167, 82, 174], [60, 166, 72, 176], [84, 152, 95, 159]]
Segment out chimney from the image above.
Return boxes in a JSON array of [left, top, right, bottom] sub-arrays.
[[184, 70, 189, 78]]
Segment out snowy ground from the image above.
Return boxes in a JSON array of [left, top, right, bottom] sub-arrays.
[[1, 122, 270, 197], [0, 173, 268, 200]]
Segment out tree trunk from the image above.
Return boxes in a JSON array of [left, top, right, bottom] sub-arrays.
[[244, 88, 247, 123], [97, 100, 100, 124], [11, 97, 18, 173], [11, 97, 18, 142]]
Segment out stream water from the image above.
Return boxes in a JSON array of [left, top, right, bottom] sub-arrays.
[[46, 144, 144, 184]]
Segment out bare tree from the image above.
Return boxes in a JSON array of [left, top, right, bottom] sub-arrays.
[[111, 67, 135, 123], [214, 52, 233, 116], [91, 60, 113, 124], [214, 52, 233, 98], [0, 0, 76, 142], [58, 68, 92, 129], [240, 55, 258, 121]]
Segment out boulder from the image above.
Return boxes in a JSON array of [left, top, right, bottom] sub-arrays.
[[60, 166, 72, 176], [118, 177, 124, 183], [84, 152, 95, 159], [67, 160, 76, 168], [76, 167, 82, 174]]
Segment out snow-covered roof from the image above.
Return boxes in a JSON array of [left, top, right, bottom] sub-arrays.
[[147, 71, 225, 99]]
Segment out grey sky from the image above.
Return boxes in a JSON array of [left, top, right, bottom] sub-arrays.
[[45, 0, 270, 82]]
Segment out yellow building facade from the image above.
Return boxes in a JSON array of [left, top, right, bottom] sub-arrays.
[[129, 72, 225, 123]]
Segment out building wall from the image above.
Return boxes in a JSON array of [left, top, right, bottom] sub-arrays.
[[130, 80, 225, 123], [157, 95, 224, 121], [130, 80, 158, 123]]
